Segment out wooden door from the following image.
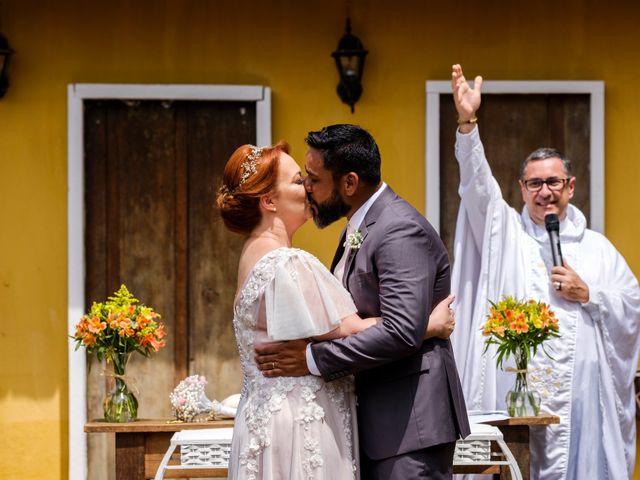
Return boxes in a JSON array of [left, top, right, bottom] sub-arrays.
[[84, 99, 256, 479], [438, 94, 591, 258]]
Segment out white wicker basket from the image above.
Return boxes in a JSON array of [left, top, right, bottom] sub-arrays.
[[176, 428, 233, 467], [180, 441, 231, 467], [452, 423, 523, 480], [154, 428, 234, 480], [453, 438, 491, 462]]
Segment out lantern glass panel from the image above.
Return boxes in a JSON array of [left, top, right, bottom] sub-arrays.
[[340, 55, 360, 78]]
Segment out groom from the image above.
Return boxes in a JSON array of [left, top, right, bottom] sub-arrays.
[[255, 124, 470, 479]]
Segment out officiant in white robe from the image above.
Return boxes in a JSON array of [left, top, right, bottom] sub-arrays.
[[449, 64, 640, 480]]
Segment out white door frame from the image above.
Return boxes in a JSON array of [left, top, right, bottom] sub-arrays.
[[67, 84, 272, 479], [425, 80, 605, 233]]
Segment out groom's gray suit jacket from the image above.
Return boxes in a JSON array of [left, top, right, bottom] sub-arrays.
[[311, 186, 470, 461]]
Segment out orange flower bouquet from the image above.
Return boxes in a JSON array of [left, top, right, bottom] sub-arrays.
[[72, 284, 166, 422], [482, 295, 560, 416]]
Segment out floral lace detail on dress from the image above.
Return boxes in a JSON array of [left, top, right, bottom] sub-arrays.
[[325, 378, 356, 474], [231, 248, 357, 479]]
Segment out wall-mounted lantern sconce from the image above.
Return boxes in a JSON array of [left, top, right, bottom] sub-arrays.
[[0, 33, 14, 99], [331, 18, 368, 113]]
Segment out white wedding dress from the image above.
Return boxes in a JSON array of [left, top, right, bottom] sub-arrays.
[[228, 247, 359, 480]]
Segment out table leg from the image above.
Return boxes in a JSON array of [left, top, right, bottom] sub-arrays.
[[115, 432, 146, 480], [499, 425, 529, 480]]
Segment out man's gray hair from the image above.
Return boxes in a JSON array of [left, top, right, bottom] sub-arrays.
[[519, 148, 573, 179]]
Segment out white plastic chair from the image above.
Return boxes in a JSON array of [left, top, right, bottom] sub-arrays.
[[154, 427, 233, 480], [454, 423, 523, 480]]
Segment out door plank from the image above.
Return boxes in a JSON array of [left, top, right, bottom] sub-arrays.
[[186, 101, 255, 401], [174, 105, 189, 384]]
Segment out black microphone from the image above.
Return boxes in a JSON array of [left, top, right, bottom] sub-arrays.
[[544, 213, 564, 267]]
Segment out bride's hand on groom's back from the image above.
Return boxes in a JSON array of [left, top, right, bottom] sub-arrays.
[[424, 294, 455, 340], [255, 339, 310, 377]]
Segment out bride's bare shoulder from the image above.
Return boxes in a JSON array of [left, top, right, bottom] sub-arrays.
[[236, 237, 286, 288]]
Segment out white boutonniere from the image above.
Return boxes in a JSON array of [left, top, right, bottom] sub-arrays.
[[344, 229, 364, 250]]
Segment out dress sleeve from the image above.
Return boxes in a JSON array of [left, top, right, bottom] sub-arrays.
[[264, 251, 357, 341]]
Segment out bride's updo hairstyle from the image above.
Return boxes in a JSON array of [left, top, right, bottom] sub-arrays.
[[216, 141, 290, 235]]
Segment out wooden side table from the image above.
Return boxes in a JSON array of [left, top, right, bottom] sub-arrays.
[[86, 412, 559, 480], [85, 419, 233, 479], [483, 412, 560, 480]]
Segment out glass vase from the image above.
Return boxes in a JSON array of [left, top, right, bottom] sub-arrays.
[[104, 352, 138, 423], [505, 352, 541, 417]]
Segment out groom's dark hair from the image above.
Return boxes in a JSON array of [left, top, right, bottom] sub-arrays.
[[305, 124, 381, 186]]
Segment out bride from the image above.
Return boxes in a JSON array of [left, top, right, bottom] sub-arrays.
[[216, 142, 455, 479]]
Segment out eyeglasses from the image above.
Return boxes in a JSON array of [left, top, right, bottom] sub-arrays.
[[522, 177, 571, 192]]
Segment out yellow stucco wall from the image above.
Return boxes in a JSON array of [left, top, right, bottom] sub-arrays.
[[1, 0, 639, 478]]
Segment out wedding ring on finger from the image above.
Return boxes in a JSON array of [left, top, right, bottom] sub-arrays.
[[554, 281, 562, 291]]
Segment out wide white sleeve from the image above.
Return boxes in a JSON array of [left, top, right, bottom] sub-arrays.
[[264, 252, 357, 341], [454, 126, 504, 250]]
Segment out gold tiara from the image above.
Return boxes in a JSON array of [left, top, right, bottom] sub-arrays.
[[239, 146, 263, 186], [220, 145, 263, 195]]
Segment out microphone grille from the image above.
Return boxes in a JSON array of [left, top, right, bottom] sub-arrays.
[[545, 213, 560, 232]]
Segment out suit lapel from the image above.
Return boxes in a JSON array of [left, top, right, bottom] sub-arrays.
[[342, 186, 398, 286], [342, 222, 367, 287]]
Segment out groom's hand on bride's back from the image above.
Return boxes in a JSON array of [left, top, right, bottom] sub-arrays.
[[255, 339, 311, 377]]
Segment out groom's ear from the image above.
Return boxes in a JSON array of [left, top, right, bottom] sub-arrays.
[[342, 172, 359, 197]]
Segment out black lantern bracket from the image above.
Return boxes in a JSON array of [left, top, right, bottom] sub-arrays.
[[331, 18, 368, 113], [0, 32, 14, 99]]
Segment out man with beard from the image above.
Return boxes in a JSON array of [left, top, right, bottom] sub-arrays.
[[255, 124, 470, 479]]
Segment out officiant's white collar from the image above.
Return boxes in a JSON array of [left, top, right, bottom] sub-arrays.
[[347, 182, 388, 231], [521, 203, 587, 244]]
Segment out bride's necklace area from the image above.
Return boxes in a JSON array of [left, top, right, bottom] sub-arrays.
[[247, 230, 290, 247]]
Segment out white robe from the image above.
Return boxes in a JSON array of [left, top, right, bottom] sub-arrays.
[[451, 126, 640, 480]]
